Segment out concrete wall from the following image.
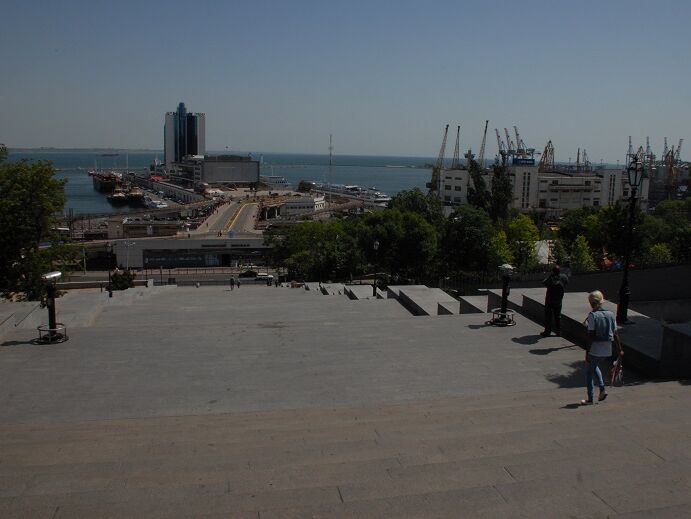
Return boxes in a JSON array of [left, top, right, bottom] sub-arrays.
[[660, 324, 691, 378], [462, 265, 691, 303]]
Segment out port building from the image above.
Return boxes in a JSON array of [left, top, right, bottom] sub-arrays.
[[440, 164, 650, 218], [174, 154, 260, 187]]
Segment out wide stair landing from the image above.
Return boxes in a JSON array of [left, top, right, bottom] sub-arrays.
[[1, 382, 690, 518]]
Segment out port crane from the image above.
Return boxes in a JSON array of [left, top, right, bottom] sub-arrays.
[[477, 120, 489, 169], [427, 124, 449, 194], [450, 126, 461, 170], [675, 139, 684, 163], [537, 140, 555, 172], [504, 128, 516, 155], [495, 128, 506, 158]]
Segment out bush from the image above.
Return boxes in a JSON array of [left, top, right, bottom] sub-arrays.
[[641, 243, 674, 266], [111, 269, 135, 290]]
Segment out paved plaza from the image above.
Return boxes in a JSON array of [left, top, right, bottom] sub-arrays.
[[1, 285, 690, 517]]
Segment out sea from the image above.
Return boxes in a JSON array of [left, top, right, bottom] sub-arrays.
[[7, 150, 434, 215]]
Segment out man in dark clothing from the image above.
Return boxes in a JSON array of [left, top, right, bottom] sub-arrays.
[[541, 266, 569, 337]]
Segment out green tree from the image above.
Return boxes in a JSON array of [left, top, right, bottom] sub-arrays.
[[465, 158, 490, 212], [506, 213, 540, 270], [442, 205, 493, 272], [488, 159, 513, 222], [551, 239, 569, 266], [558, 207, 600, 249], [361, 209, 437, 282], [266, 219, 362, 281], [387, 188, 444, 229], [487, 230, 514, 270], [0, 159, 76, 300], [570, 235, 597, 273], [0, 144, 7, 163]]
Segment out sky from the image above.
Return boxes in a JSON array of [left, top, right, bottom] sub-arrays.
[[1, 0, 690, 162]]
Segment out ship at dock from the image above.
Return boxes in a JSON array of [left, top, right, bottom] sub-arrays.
[[89, 169, 122, 193], [125, 185, 146, 207], [302, 181, 392, 208], [106, 185, 127, 205]]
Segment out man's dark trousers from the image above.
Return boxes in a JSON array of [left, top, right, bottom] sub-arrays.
[[544, 304, 562, 335]]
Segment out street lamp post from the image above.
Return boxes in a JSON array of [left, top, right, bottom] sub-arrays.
[[105, 242, 113, 298], [372, 239, 379, 297], [616, 156, 645, 324]]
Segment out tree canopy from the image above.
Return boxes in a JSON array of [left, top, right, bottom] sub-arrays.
[[0, 159, 75, 300]]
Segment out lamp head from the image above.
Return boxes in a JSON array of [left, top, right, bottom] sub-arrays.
[[42, 271, 62, 282], [627, 158, 644, 188], [499, 263, 515, 276]]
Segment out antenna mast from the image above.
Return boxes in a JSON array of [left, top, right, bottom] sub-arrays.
[[328, 134, 333, 208]]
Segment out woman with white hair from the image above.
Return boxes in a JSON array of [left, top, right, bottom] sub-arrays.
[[582, 290, 620, 405]]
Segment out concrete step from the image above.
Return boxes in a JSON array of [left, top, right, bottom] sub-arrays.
[[2, 382, 690, 517], [458, 294, 488, 314], [387, 285, 458, 316]]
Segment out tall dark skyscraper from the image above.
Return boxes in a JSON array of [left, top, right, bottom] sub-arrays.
[[164, 102, 206, 169]]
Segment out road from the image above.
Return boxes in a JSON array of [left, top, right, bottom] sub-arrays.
[[228, 202, 261, 236]]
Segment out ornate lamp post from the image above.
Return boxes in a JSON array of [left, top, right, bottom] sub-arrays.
[[372, 239, 379, 297], [616, 156, 645, 324], [105, 242, 114, 297]]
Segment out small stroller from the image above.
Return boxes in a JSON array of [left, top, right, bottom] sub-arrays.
[[610, 357, 624, 387]]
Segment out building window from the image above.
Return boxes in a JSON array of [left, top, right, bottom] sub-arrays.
[[593, 199, 600, 206], [445, 185, 451, 190], [453, 197, 461, 202], [454, 186, 461, 191], [539, 199, 546, 208], [444, 196, 451, 201]]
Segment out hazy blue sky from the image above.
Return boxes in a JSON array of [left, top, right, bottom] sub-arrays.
[[2, 0, 690, 162]]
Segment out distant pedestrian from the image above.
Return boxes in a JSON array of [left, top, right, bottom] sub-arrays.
[[541, 266, 569, 337], [582, 290, 620, 405], [236, 279, 241, 289], [230, 278, 235, 291]]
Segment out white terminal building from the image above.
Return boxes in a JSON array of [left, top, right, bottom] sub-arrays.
[[439, 164, 650, 218], [281, 195, 326, 217]]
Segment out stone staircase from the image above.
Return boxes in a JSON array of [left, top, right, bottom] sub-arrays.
[[2, 283, 691, 517]]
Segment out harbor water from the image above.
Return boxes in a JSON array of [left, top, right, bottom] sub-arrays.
[[8, 151, 432, 215]]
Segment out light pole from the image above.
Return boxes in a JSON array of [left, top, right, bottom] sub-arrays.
[[372, 239, 379, 297], [105, 242, 113, 297], [125, 241, 135, 271], [616, 156, 645, 324]]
